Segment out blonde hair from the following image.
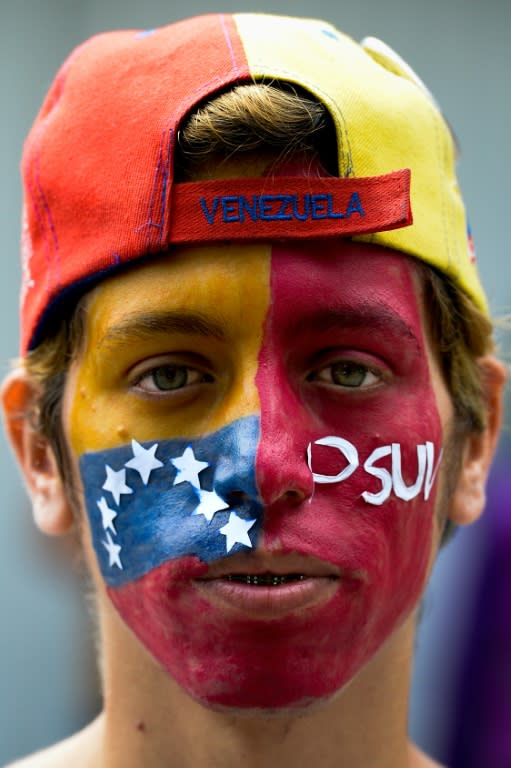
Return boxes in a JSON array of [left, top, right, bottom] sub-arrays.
[[177, 83, 338, 177]]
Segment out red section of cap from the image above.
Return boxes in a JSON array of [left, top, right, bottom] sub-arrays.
[[21, 14, 249, 353], [168, 169, 412, 243]]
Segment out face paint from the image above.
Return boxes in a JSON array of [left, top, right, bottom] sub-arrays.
[[68, 244, 270, 454], [81, 418, 263, 583], [253, 241, 444, 704], [71, 240, 446, 710]]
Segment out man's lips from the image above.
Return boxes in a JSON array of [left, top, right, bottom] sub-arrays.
[[193, 552, 364, 620], [201, 551, 342, 580]]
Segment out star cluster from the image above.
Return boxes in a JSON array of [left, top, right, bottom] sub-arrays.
[[97, 439, 256, 569]]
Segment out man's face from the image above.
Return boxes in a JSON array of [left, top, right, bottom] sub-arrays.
[[64, 239, 452, 709]]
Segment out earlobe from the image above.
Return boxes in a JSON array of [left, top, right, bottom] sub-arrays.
[[1, 368, 74, 535], [449, 355, 507, 526], [450, 434, 489, 525]]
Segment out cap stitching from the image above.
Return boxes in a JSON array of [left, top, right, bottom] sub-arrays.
[[32, 125, 61, 291], [137, 128, 174, 252], [220, 13, 241, 77]]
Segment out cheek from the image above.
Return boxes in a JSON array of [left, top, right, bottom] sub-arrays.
[[256, 386, 441, 582], [255, 243, 443, 629]]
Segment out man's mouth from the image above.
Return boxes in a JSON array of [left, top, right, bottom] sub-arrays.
[[192, 553, 358, 619], [224, 573, 307, 586], [201, 551, 342, 580]]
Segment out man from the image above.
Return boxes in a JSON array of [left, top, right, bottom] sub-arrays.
[[2, 13, 505, 768]]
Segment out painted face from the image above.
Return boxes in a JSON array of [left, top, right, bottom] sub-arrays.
[[67, 239, 448, 710]]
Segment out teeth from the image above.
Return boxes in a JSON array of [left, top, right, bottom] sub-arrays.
[[226, 574, 306, 586]]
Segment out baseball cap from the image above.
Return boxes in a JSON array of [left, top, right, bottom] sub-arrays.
[[20, 13, 486, 354]]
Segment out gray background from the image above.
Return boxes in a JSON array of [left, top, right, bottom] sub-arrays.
[[1, 0, 510, 764]]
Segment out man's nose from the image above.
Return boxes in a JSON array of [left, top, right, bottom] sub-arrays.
[[255, 365, 315, 508], [211, 412, 314, 509], [256, 424, 315, 507]]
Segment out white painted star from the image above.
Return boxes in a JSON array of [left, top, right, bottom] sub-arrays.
[[97, 496, 118, 534], [125, 439, 164, 485], [102, 465, 133, 506], [219, 512, 256, 553], [192, 489, 229, 522], [102, 531, 123, 569], [171, 446, 209, 489]]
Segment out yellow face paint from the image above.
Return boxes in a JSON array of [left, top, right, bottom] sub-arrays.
[[67, 243, 271, 457]]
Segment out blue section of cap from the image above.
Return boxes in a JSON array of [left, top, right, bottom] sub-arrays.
[[80, 415, 262, 588]]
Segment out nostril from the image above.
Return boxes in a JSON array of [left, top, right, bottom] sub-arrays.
[[224, 489, 251, 506], [211, 419, 260, 505], [282, 489, 307, 504], [257, 460, 315, 507]]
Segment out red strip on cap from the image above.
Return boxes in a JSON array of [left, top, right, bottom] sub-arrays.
[[168, 169, 411, 243]]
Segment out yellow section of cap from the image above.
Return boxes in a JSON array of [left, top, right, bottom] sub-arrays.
[[233, 13, 487, 314]]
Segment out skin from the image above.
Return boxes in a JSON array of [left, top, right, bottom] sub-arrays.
[[1, 161, 506, 767], [72, 241, 444, 712]]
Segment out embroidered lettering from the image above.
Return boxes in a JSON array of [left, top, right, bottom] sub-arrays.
[[311, 194, 328, 219], [346, 192, 365, 218], [199, 191, 367, 225], [221, 196, 240, 223], [292, 194, 310, 221], [199, 197, 220, 225], [277, 196, 294, 221], [327, 194, 345, 219], [239, 196, 258, 223], [259, 196, 273, 221]]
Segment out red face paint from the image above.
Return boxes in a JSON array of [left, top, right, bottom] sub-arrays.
[[104, 241, 444, 711], [252, 241, 443, 704]]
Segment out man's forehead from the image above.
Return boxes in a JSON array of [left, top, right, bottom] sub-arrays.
[[84, 239, 424, 345]]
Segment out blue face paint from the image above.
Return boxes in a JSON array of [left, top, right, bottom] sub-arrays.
[[79, 415, 262, 587]]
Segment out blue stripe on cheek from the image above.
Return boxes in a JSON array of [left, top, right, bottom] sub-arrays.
[[80, 415, 262, 588]]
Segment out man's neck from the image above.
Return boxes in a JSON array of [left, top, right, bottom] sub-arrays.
[[95, 612, 419, 768]]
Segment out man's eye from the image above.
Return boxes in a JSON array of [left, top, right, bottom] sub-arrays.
[[134, 365, 210, 393], [311, 361, 381, 389]]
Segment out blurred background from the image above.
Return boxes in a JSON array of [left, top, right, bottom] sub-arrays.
[[1, 1, 510, 765]]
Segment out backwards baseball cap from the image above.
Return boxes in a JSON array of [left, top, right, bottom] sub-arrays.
[[20, 13, 486, 354]]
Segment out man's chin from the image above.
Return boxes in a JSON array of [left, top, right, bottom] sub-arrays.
[[187, 688, 345, 719]]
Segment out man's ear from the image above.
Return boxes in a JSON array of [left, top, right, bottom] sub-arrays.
[[449, 355, 507, 526], [1, 367, 74, 535]]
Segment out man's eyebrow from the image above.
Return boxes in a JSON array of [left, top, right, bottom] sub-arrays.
[[98, 310, 227, 347], [290, 304, 421, 344]]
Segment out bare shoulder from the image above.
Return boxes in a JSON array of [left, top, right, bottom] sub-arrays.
[[4, 716, 103, 768], [409, 741, 446, 768]]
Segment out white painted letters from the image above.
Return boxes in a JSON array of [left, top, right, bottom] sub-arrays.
[[391, 443, 427, 501], [307, 436, 441, 504], [362, 446, 392, 505], [307, 436, 359, 484], [424, 442, 442, 501]]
